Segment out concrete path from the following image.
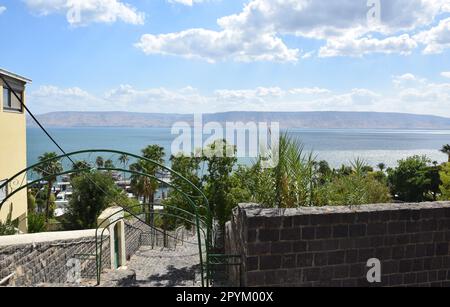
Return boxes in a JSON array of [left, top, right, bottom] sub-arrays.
[[127, 243, 202, 287]]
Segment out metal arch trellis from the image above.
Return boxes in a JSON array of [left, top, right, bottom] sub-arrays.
[[0, 149, 214, 287], [95, 203, 208, 286]]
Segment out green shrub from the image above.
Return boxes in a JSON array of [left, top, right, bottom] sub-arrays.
[[0, 205, 18, 236], [315, 174, 391, 206], [27, 213, 46, 233]]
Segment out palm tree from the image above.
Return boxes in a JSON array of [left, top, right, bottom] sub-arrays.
[[95, 156, 104, 168], [71, 160, 91, 179], [104, 159, 115, 169], [350, 158, 369, 177], [440, 144, 450, 162], [118, 154, 130, 179], [34, 152, 63, 222], [130, 145, 165, 224], [377, 163, 386, 172]]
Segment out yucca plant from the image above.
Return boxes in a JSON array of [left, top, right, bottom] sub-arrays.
[[0, 205, 18, 236], [269, 133, 317, 208]]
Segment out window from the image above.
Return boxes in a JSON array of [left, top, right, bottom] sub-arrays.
[[2, 86, 23, 112], [0, 179, 7, 202]]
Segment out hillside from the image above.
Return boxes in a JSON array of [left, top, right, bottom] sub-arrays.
[[27, 111, 450, 129]]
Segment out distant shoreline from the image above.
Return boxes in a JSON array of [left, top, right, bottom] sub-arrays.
[[27, 111, 450, 130]]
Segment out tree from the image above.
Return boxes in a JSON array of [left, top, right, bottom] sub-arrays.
[[119, 154, 130, 179], [439, 163, 450, 200], [96, 156, 104, 168], [163, 154, 202, 230], [34, 152, 63, 222], [63, 171, 121, 230], [387, 155, 432, 202], [130, 145, 165, 224], [104, 159, 115, 169], [440, 144, 450, 162], [377, 163, 386, 172], [71, 160, 91, 180], [202, 139, 237, 247]]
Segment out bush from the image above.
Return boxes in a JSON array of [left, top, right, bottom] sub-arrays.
[[27, 213, 46, 233], [315, 174, 391, 206], [387, 155, 437, 202], [0, 205, 18, 236], [439, 163, 450, 200], [63, 171, 123, 230]]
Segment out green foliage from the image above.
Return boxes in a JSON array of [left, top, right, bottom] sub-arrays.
[[104, 159, 115, 169], [271, 134, 317, 208], [27, 212, 46, 233], [439, 163, 450, 200], [315, 174, 391, 206], [202, 140, 238, 228], [369, 170, 388, 185], [33, 187, 56, 218], [130, 145, 165, 204], [63, 171, 122, 230], [95, 156, 104, 168], [440, 144, 450, 162], [130, 145, 165, 225], [163, 154, 202, 230], [387, 155, 439, 202], [0, 205, 18, 236], [27, 189, 37, 213], [377, 163, 386, 172], [119, 154, 130, 179], [34, 152, 63, 222]]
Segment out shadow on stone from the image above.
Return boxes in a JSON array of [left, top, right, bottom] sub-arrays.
[[135, 264, 200, 287]]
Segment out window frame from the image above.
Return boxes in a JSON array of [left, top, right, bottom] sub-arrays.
[[2, 87, 23, 113]]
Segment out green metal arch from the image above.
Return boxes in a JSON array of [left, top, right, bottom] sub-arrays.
[[0, 149, 214, 287], [95, 204, 209, 286], [1, 149, 210, 217]]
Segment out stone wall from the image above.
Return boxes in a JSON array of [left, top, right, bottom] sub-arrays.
[[0, 219, 152, 286], [225, 202, 450, 287], [0, 230, 109, 286]]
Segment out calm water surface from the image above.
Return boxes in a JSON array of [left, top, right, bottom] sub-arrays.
[[27, 127, 450, 168]]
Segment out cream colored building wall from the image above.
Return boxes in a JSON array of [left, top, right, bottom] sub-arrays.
[[0, 78, 28, 232]]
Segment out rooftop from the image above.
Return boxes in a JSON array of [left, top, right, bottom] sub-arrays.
[[0, 68, 32, 84]]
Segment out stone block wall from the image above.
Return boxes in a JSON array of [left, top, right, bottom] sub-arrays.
[[225, 202, 450, 287], [0, 230, 110, 286], [0, 219, 153, 286]]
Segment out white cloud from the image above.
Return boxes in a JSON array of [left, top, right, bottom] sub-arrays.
[[135, 28, 299, 63], [0, 6, 6, 15], [319, 34, 417, 57], [136, 0, 450, 62], [442, 72, 450, 78], [414, 17, 450, 54], [103, 84, 208, 111], [29, 74, 450, 117], [168, 0, 205, 6], [392, 73, 427, 88], [24, 0, 145, 26]]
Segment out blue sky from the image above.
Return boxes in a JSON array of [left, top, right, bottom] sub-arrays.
[[0, 0, 450, 116]]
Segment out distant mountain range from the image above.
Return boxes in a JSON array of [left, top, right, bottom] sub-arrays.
[[27, 111, 450, 129]]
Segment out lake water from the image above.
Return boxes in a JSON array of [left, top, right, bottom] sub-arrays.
[[27, 127, 450, 169]]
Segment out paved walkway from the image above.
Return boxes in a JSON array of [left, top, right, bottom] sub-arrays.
[[127, 243, 202, 287]]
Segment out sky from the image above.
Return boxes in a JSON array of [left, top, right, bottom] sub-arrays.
[[0, 0, 450, 116]]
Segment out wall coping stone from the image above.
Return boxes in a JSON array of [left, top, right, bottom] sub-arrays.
[[238, 202, 450, 217], [0, 229, 109, 247]]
